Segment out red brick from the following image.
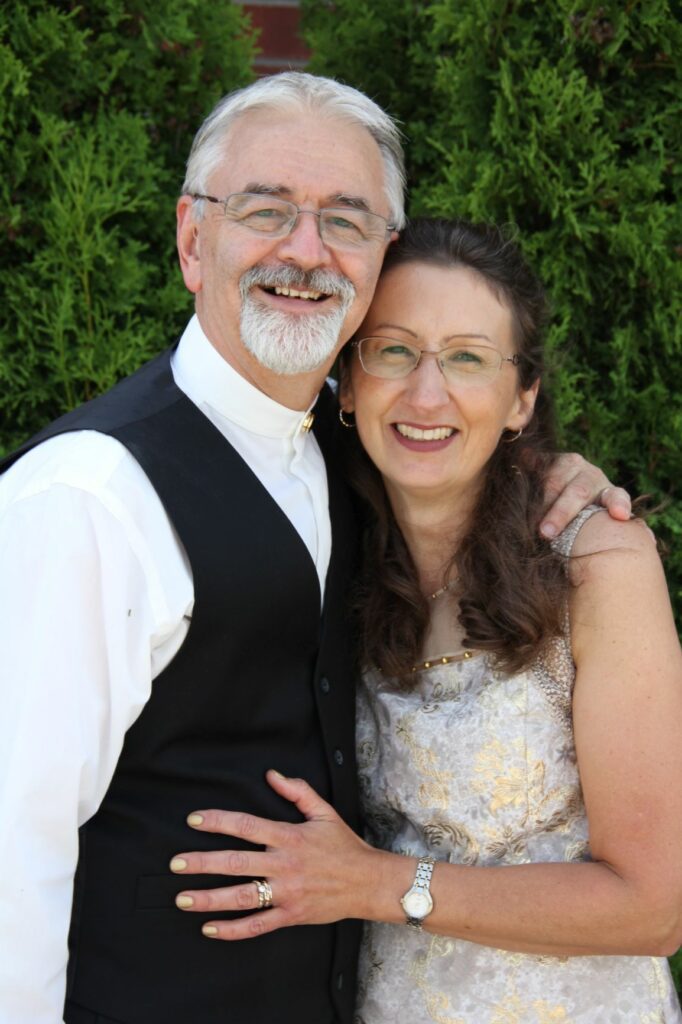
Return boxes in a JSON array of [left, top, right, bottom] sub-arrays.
[[241, 3, 310, 72]]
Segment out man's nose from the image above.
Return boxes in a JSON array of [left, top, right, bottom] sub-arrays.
[[275, 210, 334, 269]]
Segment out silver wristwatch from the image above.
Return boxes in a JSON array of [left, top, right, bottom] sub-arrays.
[[400, 856, 435, 928]]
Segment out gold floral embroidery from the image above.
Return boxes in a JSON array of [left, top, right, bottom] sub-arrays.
[[396, 713, 452, 809], [531, 1002, 569, 1023], [422, 821, 480, 865], [474, 734, 584, 861], [431, 676, 465, 702], [490, 991, 525, 1024], [483, 794, 585, 862], [490, 989, 569, 1024], [411, 937, 465, 1024], [473, 738, 529, 814], [563, 838, 590, 862], [484, 824, 531, 860]]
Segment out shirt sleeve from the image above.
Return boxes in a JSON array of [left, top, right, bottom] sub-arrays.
[[0, 439, 191, 1023]]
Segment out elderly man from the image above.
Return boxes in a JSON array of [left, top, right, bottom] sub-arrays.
[[0, 73, 627, 1024]]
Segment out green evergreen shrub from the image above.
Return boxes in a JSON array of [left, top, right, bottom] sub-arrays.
[[303, 0, 682, 986], [0, 0, 256, 453], [303, 0, 681, 612]]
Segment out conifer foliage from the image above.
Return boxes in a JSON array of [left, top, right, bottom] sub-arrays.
[[0, 1, 255, 452], [302, 0, 682, 988], [303, 0, 682, 628]]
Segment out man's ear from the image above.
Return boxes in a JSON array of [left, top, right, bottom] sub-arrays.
[[176, 195, 202, 294]]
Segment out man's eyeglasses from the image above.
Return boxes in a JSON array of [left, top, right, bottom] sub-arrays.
[[354, 337, 521, 388], [188, 192, 394, 250]]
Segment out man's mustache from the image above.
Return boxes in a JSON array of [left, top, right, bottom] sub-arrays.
[[239, 265, 356, 304]]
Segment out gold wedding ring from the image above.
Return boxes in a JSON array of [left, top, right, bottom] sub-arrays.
[[254, 879, 273, 910]]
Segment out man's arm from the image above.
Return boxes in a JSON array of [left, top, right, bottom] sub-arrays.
[[0, 437, 189, 1023], [540, 453, 630, 538]]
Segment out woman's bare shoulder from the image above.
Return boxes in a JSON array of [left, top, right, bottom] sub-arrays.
[[569, 509, 658, 562]]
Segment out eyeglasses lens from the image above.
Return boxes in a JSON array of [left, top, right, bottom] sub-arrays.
[[223, 194, 386, 249], [357, 338, 504, 387]]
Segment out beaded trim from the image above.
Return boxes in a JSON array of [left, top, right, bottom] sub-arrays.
[[411, 650, 476, 673]]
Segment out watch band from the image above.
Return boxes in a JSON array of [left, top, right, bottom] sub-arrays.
[[401, 855, 435, 928], [414, 856, 434, 889]]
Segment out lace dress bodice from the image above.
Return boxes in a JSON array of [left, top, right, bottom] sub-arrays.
[[355, 510, 682, 1023]]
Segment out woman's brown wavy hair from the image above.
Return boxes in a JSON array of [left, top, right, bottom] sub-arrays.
[[339, 217, 569, 686]]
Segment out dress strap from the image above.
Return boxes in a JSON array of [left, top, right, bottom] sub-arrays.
[[551, 505, 604, 559], [532, 505, 604, 726]]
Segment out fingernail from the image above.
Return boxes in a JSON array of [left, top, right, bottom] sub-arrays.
[[203, 925, 218, 937], [176, 894, 194, 909], [187, 813, 204, 827], [541, 523, 557, 539], [170, 857, 188, 872], [270, 769, 287, 780]]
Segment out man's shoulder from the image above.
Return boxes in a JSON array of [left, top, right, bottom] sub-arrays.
[[0, 431, 141, 507], [0, 346, 181, 483]]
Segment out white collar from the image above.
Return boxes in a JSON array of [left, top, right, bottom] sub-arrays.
[[172, 315, 317, 440]]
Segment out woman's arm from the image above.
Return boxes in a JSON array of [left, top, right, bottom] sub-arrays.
[[171, 517, 682, 955]]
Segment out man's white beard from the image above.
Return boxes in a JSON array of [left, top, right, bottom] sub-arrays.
[[239, 266, 355, 376]]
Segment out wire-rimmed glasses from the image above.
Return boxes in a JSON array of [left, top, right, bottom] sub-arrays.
[[188, 192, 394, 250], [354, 336, 521, 388]]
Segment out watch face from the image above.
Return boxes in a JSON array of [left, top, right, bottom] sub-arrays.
[[402, 889, 433, 919]]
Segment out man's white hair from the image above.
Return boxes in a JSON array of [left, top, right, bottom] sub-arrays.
[[181, 72, 406, 230]]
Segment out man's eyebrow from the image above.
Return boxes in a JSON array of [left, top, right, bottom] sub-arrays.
[[242, 182, 290, 196], [241, 185, 373, 212], [327, 194, 372, 212]]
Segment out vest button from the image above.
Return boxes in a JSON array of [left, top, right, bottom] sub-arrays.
[[319, 676, 331, 694], [334, 748, 344, 766]]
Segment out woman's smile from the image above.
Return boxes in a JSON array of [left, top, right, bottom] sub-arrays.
[[391, 421, 458, 451], [342, 261, 538, 511]]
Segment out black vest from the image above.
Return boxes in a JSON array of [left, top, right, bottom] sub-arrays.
[[1, 351, 361, 1024]]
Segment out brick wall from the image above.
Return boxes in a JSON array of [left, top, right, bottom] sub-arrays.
[[237, 1, 311, 76]]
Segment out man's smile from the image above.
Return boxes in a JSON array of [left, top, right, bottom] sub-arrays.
[[272, 285, 326, 301]]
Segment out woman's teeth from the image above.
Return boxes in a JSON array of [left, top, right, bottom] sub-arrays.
[[395, 424, 455, 441]]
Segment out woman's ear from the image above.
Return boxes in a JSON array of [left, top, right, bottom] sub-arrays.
[[338, 361, 355, 414], [506, 377, 540, 433]]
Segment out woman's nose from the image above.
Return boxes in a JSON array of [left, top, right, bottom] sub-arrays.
[[404, 353, 451, 407]]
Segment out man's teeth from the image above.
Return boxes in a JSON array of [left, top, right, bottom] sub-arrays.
[[273, 286, 324, 300], [396, 424, 455, 441]]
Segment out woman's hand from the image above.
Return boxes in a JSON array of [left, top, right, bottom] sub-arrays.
[[540, 453, 630, 539], [169, 770, 381, 940]]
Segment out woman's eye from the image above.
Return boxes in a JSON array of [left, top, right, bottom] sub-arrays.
[[446, 348, 485, 365], [381, 345, 412, 356]]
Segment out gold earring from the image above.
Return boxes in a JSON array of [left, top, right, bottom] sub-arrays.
[[502, 428, 523, 443], [339, 408, 355, 429]]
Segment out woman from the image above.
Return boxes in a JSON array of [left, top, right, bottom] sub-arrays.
[[172, 220, 682, 1021]]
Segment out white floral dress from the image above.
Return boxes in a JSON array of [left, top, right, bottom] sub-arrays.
[[355, 510, 682, 1024]]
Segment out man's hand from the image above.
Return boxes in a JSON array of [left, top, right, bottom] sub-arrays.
[[541, 454, 631, 539]]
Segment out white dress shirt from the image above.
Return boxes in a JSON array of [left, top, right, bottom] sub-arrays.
[[0, 316, 331, 1023]]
